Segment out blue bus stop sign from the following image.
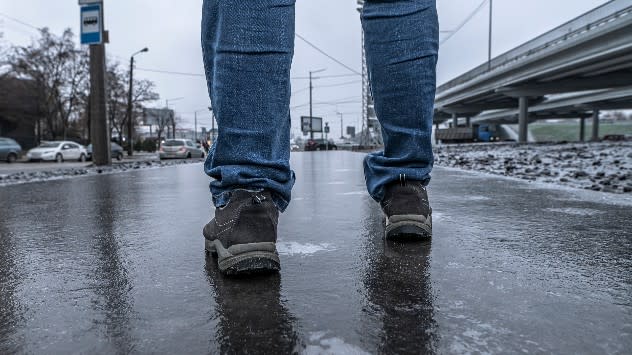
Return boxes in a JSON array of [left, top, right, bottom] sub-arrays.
[[80, 4, 102, 45]]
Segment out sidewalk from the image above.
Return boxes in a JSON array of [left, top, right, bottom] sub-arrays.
[[0, 151, 630, 353]]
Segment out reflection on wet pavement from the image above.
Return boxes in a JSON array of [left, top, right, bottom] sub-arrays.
[[205, 260, 301, 353], [0, 151, 630, 353]]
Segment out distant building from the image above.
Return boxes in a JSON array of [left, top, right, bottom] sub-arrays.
[[0, 76, 40, 149]]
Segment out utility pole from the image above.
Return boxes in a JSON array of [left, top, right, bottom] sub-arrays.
[[338, 112, 344, 139], [81, 0, 110, 166], [309, 71, 313, 139], [127, 47, 148, 156], [194, 111, 198, 142], [208, 106, 215, 144], [308, 68, 326, 139], [488, 0, 493, 71], [89, 45, 110, 165]]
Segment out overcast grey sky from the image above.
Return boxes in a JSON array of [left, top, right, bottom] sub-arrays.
[[0, 0, 610, 138]]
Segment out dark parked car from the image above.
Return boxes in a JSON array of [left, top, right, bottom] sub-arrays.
[[304, 139, 338, 151], [86, 142, 124, 161], [0, 137, 22, 163]]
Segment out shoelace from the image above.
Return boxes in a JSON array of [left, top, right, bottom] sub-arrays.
[[399, 173, 407, 187], [252, 194, 267, 204]]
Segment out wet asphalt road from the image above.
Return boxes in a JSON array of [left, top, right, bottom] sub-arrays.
[[0, 151, 631, 354]]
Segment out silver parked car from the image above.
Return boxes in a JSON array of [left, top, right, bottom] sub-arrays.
[[0, 137, 23, 163], [159, 139, 205, 160]]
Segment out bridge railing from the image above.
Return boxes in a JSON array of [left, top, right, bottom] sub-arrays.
[[437, 0, 632, 94]]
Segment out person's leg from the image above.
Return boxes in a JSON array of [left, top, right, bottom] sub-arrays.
[[361, 0, 438, 239], [201, 0, 295, 274], [202, 0, 296, 212]]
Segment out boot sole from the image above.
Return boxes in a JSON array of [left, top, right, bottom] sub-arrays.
[[205, 239, 280, 276], [385, 214, 432, 241]]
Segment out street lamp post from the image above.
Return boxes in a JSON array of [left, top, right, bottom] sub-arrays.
[[127, 47, 148, 156], [488, 0, 493, 71]]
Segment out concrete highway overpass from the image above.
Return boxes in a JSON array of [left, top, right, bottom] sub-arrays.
[[434, 0, 632, 142]]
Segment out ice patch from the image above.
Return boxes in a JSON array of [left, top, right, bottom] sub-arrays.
[[277, 242, 334, 256], [337, 191, 366, 196], [304, 332, 370, 355], [468, 195, 491, 201], [545, 207, 604, 216]]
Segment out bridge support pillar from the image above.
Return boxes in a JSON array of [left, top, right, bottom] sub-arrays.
[[518, 96, 529, 143], [434, 123, 439, 144], [466, 117, 471, 127], [591, 110, 600, 142], [452, 114, 458, 128], [579, 117, 586, 142]]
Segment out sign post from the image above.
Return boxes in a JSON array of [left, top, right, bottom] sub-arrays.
[[80, 3, 102, 45], [79, 0, 110, 165]]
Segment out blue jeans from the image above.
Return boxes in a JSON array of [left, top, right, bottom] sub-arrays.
[[202, 0, 438, 212]]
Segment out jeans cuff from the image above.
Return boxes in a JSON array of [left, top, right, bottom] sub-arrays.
[[212, 188, 289, 212]]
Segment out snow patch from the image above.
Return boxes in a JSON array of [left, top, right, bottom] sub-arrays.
[[545, 207, 604, 216], [303, 332, 370, 355], [277, 242, 334, 256]]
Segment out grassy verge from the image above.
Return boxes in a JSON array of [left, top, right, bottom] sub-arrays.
[[530, 120, 632, 142]]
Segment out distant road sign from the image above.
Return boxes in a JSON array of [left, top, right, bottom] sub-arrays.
[[80, 4, 102, 45], [301, 116, 323, 133], [78, 0, 102, 4], [346, 126, 356, 137]]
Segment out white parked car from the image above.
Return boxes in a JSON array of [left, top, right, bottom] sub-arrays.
[[26, 141, 88, 163]]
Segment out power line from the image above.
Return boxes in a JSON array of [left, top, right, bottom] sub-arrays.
[[291, 86, 310, 95], [292, 73, 360, 80], [440, 0, 488, 45], [317, 80, 362, 89], [292, 80, 361, 95], [295, 32, 361, 75], [136, 67, 206, 77], [291, 96, 361, 110], [0, 12, 41, 32]]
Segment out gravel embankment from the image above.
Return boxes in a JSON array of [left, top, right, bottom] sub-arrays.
[[0, 159, 203, 187], [434, 141, 632, 193]]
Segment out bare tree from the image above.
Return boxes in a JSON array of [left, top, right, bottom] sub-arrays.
[[6, 28, 89, 140], [155, 110, 173, 142], [107, 61, 159, 144], [106, 62, 127, 143]]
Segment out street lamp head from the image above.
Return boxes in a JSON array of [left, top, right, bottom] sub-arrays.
[[132, 47, 149, 57]]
